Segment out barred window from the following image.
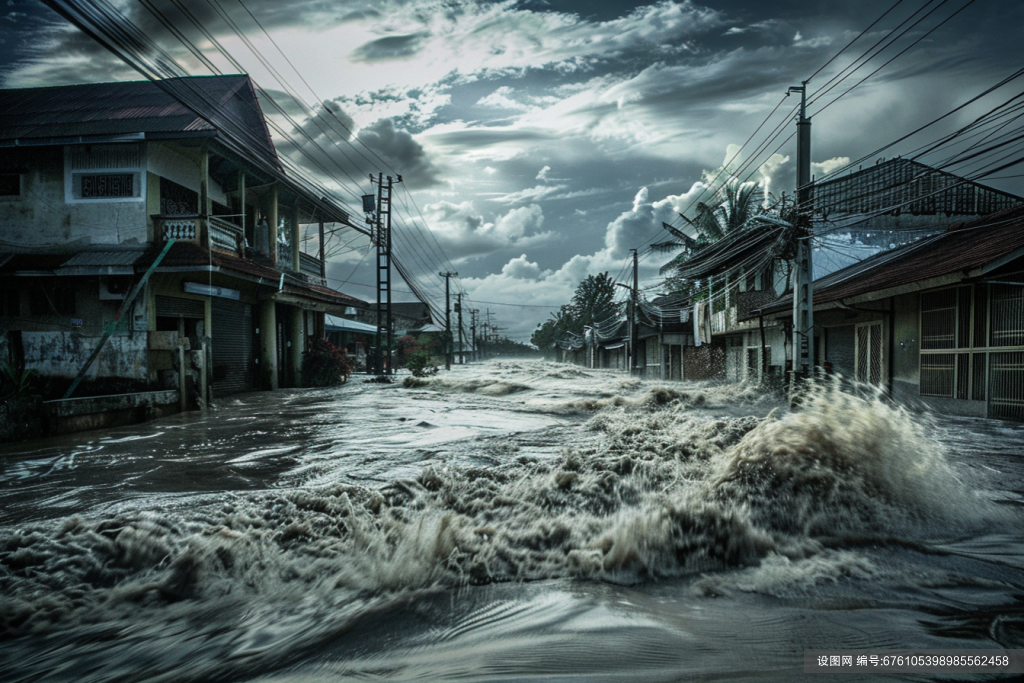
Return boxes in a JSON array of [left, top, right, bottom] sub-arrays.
[[990, 284, 1024, 347], [79, 173, 135, 198], [920, 289, 957, 349], [920, 353, 955, 397]]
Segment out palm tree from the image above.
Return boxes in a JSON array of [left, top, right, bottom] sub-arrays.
[[654, 176, 763, 277]]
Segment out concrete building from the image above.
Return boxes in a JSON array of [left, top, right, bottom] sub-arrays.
[[0, 75, 365, 427], [758, 205, 1024, 420]]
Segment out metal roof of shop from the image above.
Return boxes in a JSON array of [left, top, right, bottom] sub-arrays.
[[760, 205, 1024, 314], [325, 315, 379, 334], [57, 249, 147, 275]]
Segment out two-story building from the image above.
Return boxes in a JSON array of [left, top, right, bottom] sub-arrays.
[[0, 75, 366, 426]]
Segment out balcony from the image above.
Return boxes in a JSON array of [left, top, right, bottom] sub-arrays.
[[153, 214, 199, 242], [299, 251, 325, 285], [209, 215, 244, 256]]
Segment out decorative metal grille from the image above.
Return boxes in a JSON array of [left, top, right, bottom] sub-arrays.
[[160, 178, 198, 215], [972, 352, 987, 401], [80, 173, 134, 198], [921, 289, 957, 349], [70, 144, 140, 171], [990, 351, 1024, 420], [856, 322, 883, 385], [956, 353, 970, 400], [920, 353, 955, 397], [973, 284, 988, 349], [990, 284, 1024, 347]]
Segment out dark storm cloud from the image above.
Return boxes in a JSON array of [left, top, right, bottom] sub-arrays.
[[356, 118, 442, 188], [2, 0, 375, 87], [350, 33, 430, 62]]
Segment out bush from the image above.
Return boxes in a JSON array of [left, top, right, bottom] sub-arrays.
[[405, 351, 438, 378], [303, 338, 351, 387]]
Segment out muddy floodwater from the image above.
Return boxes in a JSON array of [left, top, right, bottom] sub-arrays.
[[2, 360, 1024, 682]]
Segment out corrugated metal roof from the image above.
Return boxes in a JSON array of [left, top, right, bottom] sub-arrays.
[[61, 250, 146, 267], [762, 205, 1024, 313], [0, 75, 353, 227], [0, 76, 262, 155], [325, 315, 379, 334]]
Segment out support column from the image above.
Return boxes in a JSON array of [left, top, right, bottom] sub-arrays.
[[239, 171, 246, 247], [291, 204, 301, 273], [268, 185, 279, 267], [200, 151, 210, 246], [260, 300, 278, 390], [289, 307, 304, 387]]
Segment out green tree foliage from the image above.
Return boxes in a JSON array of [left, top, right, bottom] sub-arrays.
[[654, 175, 763, 278], [531, 272, 620, 350]]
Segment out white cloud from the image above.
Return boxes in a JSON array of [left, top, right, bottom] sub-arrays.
[[477, 86, 531, 111], [422, 201, 553, 261], [812, 156, 851, 178], [491, 183, 569, 205], [536, 165, 551, 181]]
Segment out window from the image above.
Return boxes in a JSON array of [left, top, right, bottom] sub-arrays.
[[990, 284, 1024, 347], [920, 353, 955, 397], [159, 177, 198, 215], [0, 173, 20, 197], [79, 173, 135, 198], [920, 289, 957, 349], [66, 143, 143, 202]]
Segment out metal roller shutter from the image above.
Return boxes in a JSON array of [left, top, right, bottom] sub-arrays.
[[156, 295, 205, 319], [211, 298, 253, 396]]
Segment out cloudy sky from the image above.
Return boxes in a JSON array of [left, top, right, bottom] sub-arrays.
[[2, 0, 1022, 340]]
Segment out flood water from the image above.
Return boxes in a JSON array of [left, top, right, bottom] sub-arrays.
[[2, 359, 1023, 681]]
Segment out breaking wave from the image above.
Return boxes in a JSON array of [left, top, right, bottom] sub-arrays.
[[0, 372, 997, 653]]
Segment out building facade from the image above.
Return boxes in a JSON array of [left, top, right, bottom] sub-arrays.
[[0, 76, 365, 425]]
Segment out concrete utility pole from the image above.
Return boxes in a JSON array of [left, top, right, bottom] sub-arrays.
[[439, 271, 458, 370], [470, 308, 478, 362], [788, 82, 814, 383], [631, 248, 639, 376], [456, 293, 464, 364], [369, 173, 402, 375]]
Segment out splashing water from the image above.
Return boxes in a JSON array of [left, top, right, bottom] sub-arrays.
[[0, 360, 1021, 681]]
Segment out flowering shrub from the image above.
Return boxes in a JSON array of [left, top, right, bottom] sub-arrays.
[[303, 338, 351, 387]]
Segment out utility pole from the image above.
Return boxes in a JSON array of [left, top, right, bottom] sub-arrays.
[[456, 293, 464, 364], [439, 271, 458, 370], [367, 173, 401, 376], [630, 247, 639, 376], [788, 82, 814, 385], [470, 309, 478, 362]]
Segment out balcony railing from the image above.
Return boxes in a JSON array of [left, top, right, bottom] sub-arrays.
[[153, 214, 199, 242], [299, 251, 324, 284], [209, 215, 244, 256]]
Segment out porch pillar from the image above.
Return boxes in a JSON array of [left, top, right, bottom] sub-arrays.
[[268, 185, 278, 266], [259, 300, 278, 390], [291, 204, 301, 273], [200, 150, 210, 246], [289, 307, 304, 387]]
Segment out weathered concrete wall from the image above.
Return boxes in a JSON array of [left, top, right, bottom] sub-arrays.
[[22, 332, 148, 380], [147, 143, 228, 205], [43, 390, 179, 435], [0, 146, 148, 247]]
